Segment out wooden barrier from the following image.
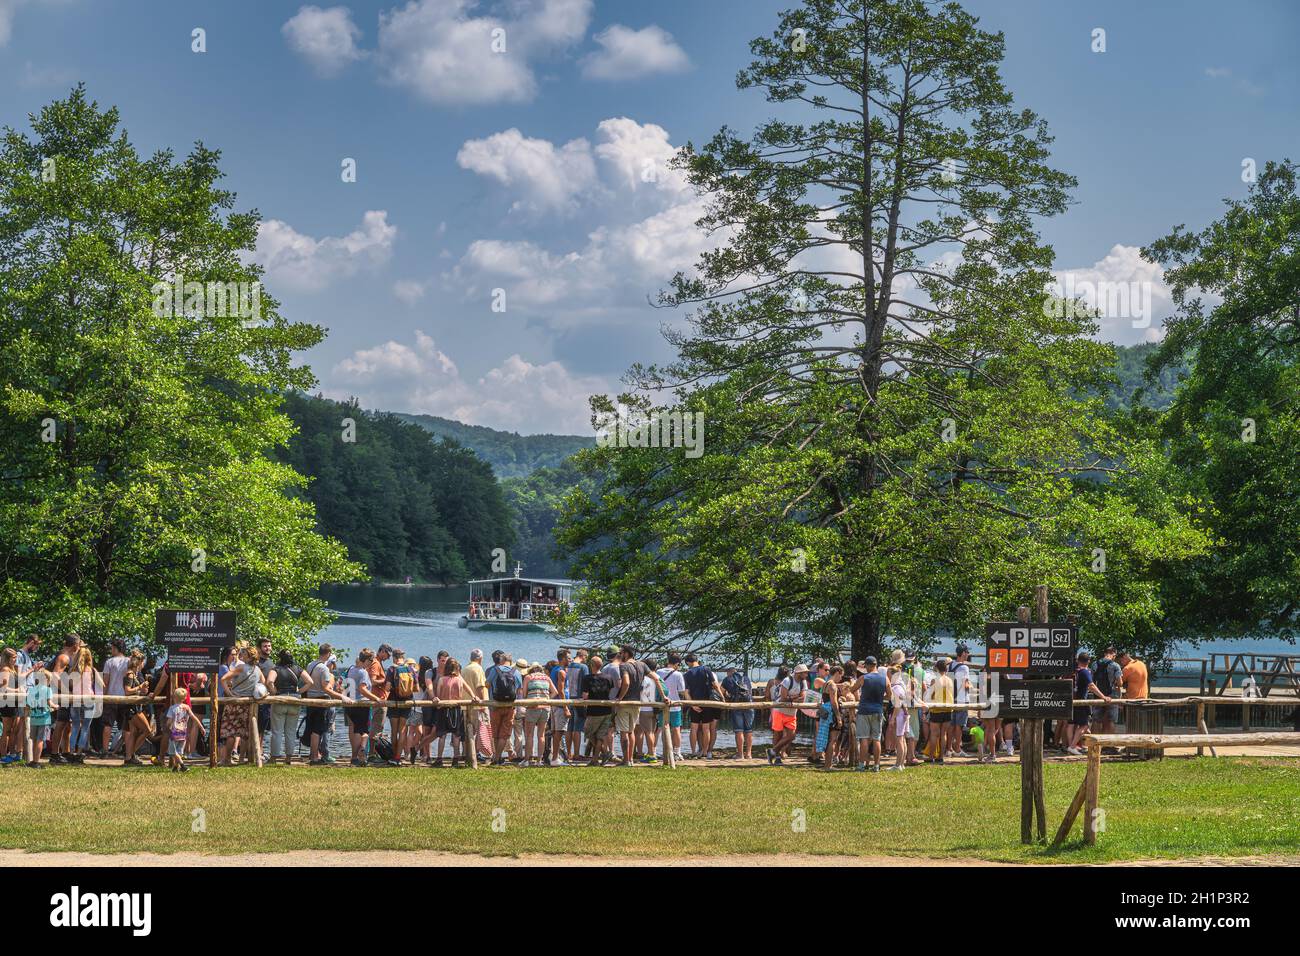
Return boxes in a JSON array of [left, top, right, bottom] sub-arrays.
[[1052, 731, 1300, 847]]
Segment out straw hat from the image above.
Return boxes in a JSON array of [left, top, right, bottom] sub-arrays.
[[889, 649, 906, 666]]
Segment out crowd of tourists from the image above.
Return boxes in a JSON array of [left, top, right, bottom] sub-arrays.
[[0, 632, 1225, 772]]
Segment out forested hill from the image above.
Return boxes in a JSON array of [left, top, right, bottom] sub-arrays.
[[278, 394, 514, 584], [1107, 342, 1189, 411], [394, 412, 593, 478]]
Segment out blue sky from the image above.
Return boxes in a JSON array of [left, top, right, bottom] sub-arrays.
[[3, 0, 1297, 434]]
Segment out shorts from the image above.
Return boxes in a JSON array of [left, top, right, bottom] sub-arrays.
[[855, 712, 883, 741], [731, 708, 754, 733], [54, 707, 71, 723], [691, 706, 720, 725], [1090, 703, 1120, 723], [1070, 707, 1090, 727], [665, 707, 682, 728], [930, 712, 950, 725], [388, 701, 410, 722], [434, 706, 463, 739], [304, 705, 331, 737], [0, 706, 18, 719], [257, 703, 271, 730], [168, 737, 185, 757], [489, 706, 515, 738], [951, 709, 969, 728], [29, 722, 50, 743], [893, 709, 911, 738], [908, 711, 920, 739], [549, 707, 569, 732], [99, 703, 120, 727], [615, 707, 637, 734], [421, 706, 436, 728], [770, 710, 797, 733], [638, 711, 659, 734], [585, 713, 613, 740], [567, 707, 586, 732], [347, 708, 370, 733], [524, 705, 549, 726]]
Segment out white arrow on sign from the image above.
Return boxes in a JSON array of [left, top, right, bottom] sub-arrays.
[[989, 630, 1009, 645]]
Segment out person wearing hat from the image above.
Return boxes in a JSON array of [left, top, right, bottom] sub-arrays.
[[304, 644, 349, 765], [769, 664, 808, 766], [887, 649, 918, 767], [851, 656, 888, 771], [947, 645, 973, 758]]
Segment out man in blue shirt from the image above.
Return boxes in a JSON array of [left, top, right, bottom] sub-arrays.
[[852, 656, 888, 772], [483, 652, 521, 765]]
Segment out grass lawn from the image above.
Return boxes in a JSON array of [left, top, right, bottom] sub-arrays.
[[1, 757, 1296, 863]]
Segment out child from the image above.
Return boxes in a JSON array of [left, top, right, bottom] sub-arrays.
[[164, 686, 197, 772], [26, 664, 53, 768]]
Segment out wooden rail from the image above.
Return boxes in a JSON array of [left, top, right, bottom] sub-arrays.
[[1052, 731, 1300, 847]]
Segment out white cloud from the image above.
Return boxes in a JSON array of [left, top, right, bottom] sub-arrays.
[[581, 24, 690, 81], [393, 279, 428, 304], [592, 117, 687, 194], [254, 210, 396, 293], [329, 331, 605, 433], [19, 60, 75, 88], [457, 128, 597, 213], [0, 0, 24, 46], [282, 5, 365, 76], [449, 117, 719, 321], [377, 0, 592, 106], [1052, 244, 1173, 345]]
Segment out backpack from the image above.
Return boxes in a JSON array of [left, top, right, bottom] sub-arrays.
[[489, 666, 517, 703], [723, 672, 752, 702], [372, 735, 394, 762], [390, 663, 415, 701]]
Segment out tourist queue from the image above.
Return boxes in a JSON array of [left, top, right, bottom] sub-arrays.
[[0, 634, 1152, 770]]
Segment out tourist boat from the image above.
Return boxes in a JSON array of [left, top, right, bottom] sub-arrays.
[[457, 564, 579, 631]]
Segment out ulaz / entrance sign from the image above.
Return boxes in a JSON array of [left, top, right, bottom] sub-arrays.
[[1001, 679, 1073, 720], [155, 609, 236, 671], [984, 622, 1077, 676]]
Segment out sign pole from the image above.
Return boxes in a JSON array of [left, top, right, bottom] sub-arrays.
[[1020, 588, 1049, 843], [209, 670, 219, 769]]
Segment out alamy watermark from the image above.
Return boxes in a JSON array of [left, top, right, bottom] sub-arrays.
[[151, 274, 263, 327], [1044, 273, 1153, 329], [594, 407, 705, 459]]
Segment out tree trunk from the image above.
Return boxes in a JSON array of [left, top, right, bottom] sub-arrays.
[[850, 609, 882, 660]]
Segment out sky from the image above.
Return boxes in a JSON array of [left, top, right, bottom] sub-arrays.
[[2, 0, 1298, 435]]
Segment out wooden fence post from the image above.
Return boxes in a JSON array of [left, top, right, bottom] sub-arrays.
[[1082, 740, 1102, 845], [661, 700, 675, 768], [465, 702, 478, 769], [209, 672, 219, 769]]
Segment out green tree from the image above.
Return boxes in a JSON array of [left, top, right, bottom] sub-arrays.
[[557, 0, 1208, 660], [0, 88, 361, 655], [1142, 159, 1300, 644]]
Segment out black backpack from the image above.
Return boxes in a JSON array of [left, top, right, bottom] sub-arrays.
[[489, 666, 517, 703], [372, 735, 394, 762]]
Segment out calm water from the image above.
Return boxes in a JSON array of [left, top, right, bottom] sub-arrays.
[[317, 584, 564, 666]]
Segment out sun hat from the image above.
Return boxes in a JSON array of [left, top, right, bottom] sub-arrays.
[[793, 663, 810, 675], [889, 649, 906, 666]]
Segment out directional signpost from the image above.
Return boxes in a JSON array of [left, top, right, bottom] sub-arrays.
[[984, 621, 1077, 677]]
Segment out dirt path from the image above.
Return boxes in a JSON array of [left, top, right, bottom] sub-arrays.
[[2, 849, 1297, 867]]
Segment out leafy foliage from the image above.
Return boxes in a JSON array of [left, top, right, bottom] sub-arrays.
[[279, 393, 516, 584], [556, 0, 1210, 661], [0, 88, 361, 656], [1142, 160, 1300, 644], [394, 412, 592, 478]]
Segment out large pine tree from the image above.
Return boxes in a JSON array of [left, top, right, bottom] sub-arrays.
[[558, 0, 1208, 660]]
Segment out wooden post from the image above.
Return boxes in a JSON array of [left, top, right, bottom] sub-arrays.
[[1052, 775, 1089, 847], [1020, 591, 1048, 843], [1195, 701, 1205, 756], [209, 671, 219, 769], [473, 702, 483, 770], [661, 700, 675, 768], [249, 703, 262, 767], [1082, 740, 1102, 845]]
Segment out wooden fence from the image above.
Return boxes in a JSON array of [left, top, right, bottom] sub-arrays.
[[1052, 731, 1300, 847]]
